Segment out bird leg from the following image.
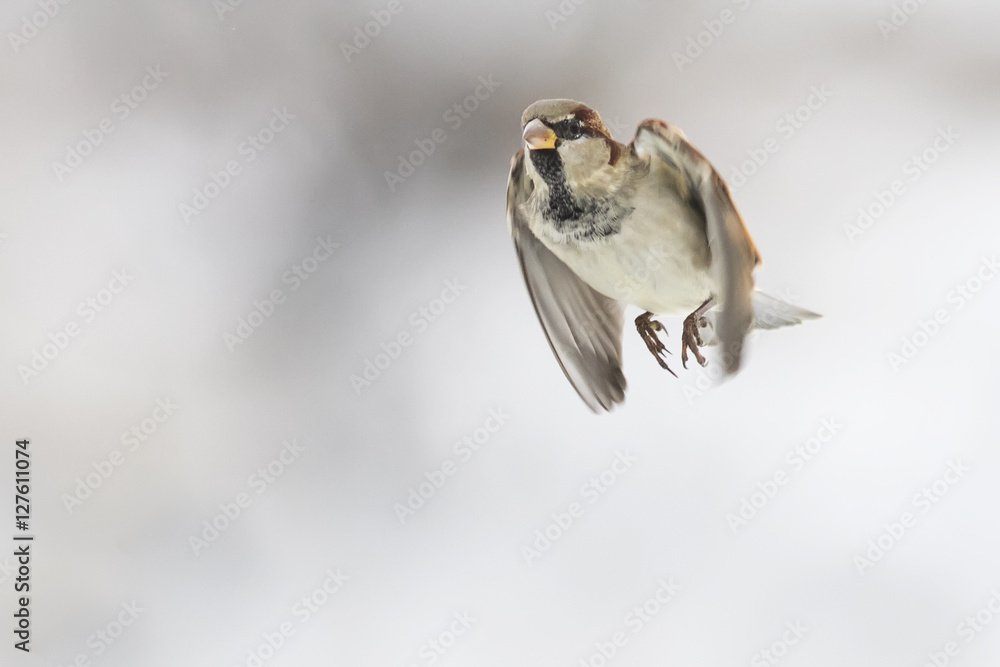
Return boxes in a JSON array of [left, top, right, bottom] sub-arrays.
[[681, 298, 715, 369], [634, 312, 677, 378]]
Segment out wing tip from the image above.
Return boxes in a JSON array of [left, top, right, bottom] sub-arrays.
[[571, 365, 627, 413]]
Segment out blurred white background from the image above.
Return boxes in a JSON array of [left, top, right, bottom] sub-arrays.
[[2, 1, 1000, 665]]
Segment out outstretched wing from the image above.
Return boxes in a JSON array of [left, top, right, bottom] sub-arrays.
[[634, 120, 760, 373], [507, 151, 626, 412]]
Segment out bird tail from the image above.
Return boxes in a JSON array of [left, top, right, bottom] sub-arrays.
[[749, 291, 821, 330], [696, 291, 820, 345]]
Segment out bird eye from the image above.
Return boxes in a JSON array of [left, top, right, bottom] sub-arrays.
[[565, 118, 584, 139]]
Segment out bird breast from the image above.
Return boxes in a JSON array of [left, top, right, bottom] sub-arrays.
[[534, 179, 716, 317]]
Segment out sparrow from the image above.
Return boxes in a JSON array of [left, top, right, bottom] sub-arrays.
[[506, 99, 819, 412]]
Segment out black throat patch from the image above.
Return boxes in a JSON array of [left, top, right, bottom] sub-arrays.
[[528, 149, 631, 241], [528, 149, 584, 221]]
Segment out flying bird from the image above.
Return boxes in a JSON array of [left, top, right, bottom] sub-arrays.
[[506, 99, 819, 411]]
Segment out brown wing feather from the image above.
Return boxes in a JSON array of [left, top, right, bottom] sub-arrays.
[[507, 151, 627, 412]]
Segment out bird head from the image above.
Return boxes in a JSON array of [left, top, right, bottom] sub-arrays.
[[519, 99, 622, 192]]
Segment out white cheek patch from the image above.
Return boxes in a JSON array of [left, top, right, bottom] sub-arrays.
[[560, 139, 610, 185]]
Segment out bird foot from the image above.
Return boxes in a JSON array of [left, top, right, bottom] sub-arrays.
[[681, 311, 708, 369], [634, 312, 677, 378]]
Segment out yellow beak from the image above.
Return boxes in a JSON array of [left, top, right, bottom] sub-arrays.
[[523, 118, 557, 150]]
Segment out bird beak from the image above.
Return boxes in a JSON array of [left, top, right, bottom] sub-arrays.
[[523, 119, 557, 150]]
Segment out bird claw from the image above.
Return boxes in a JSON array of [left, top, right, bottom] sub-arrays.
[[635, 312, 677, 378], [681, 313, 708, 369]]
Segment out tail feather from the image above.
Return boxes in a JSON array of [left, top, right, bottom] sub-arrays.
[[750, 291, 821, 330], [696, 291, 820, 345]]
